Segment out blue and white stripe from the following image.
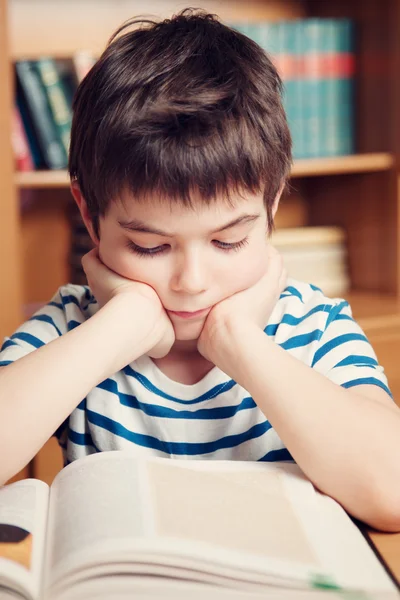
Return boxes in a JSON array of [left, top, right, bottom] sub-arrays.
[[0, 280, 391, 466]]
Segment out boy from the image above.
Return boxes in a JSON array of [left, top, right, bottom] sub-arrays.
[[1, 9, 400, 531]]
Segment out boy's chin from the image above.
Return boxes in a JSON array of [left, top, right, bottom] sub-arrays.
[[173, 321, 204, 342]]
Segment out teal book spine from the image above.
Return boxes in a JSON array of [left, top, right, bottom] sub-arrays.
[[258, 20, 279, 57], [16, 92, 44, 169], [319, 19, 355, 156], [35, 57, 73, 159], [15, 60, 68, 169], [300, 18, 326, 159], [315, 20, 336, 157], [333, 19, 355, 155], [277, 20, 303, 159]]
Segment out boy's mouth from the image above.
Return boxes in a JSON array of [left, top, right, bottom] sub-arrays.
[[168, 307, 210, 320]]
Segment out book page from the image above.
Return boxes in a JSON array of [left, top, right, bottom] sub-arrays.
[[0, 479, 49, 600], [143, 459, 396, 593], [44, 452, 147, 589], [43, 452, 396, 596], [147, 461, 317, 564]]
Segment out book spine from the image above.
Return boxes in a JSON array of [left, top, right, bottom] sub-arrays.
[[305, 19, 355, 157], [245, 22, 261, 47], [258, 20, 280, 80], [277, 20, 303, 159], [258, 20, 279, 57], [301, 19, 325, 158], [35, 57, 73, 158], [334, 19, 355, 155], [15, 60, 68, 169], [16, 91, 44, 169], [12, 106, 34, 171]]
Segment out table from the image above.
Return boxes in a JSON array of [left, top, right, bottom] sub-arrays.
[[368, 530, 400, 585]]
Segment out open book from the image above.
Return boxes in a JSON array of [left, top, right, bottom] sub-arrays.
[[0, 452, 398, 600]]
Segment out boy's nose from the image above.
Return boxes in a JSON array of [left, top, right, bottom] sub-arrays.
[[171, 252, 208, 295]]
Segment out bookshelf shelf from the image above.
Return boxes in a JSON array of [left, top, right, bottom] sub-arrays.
[[347, 292, 400, 332], [15, 153, 396, 189], [291, 153, 395, 178], [16, 169, 70, 188]]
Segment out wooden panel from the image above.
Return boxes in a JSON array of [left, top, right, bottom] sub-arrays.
[[20, 189, 72, 304], [9, 0, 305, 59], [368, 530, 400, 583], [348, 291, 400, 325], [0, 0, 22, 341], [275, 186, 309, 229], [306, 171, 399, 294], [33, 438, 63, 485]]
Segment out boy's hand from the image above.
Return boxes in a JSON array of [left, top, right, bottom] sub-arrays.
[[198, 245, 286, 365], [82, 249, 175, 358]]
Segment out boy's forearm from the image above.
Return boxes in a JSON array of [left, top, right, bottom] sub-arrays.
[[212, 319, 400, 530], [0, 295, 153, 484]]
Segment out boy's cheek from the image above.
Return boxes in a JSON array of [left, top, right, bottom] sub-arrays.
[[98, 244, 148, 283], [224, 254, 269, 297]]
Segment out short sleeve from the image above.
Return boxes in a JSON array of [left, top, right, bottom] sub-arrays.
[[310, 299, 392, 398], [0, 285, 94, 445], [0, 289, 69, 367]]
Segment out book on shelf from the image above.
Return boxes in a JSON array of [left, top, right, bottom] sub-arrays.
[[13, 51, 97, 173], [300, 18, 355, 158], [12, 106, 34, 172], [15, 61, 68, 170], [35, 58, 73, 158], [231, 18, 355, 159], [13, 18, 356, 172], [274, 20, 304, 159], [0, 451, 397, 600], [271, 226, 350, 296]]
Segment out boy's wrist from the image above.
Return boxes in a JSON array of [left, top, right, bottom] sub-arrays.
[[94, 294, 162, 368], [210, 318, 275, 391], [200, 315, 261, 382]]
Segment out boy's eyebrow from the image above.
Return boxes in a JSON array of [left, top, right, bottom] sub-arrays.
[[118, 213, 261, 237]]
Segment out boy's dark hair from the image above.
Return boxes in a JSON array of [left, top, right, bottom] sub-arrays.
[[69, 8, 292, 237]]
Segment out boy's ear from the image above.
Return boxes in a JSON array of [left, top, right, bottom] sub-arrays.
[[272, 183, 285, 218], [70, 180, 99, 246]]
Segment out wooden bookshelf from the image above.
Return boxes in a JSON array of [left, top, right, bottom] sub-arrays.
[[291, 153, 396, 177], [15, 153, 397, 189], [0, 0, 22, 342], [2, 0, 400, 484], [16, 169, 71, 189]]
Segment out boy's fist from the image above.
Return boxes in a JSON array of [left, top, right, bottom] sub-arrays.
[[82, 249, 175, 358]]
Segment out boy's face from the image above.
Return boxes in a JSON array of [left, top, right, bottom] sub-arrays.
[[91, 191, 272, 343]]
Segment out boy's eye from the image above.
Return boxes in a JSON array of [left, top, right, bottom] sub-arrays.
[[213, 237, 249, 252], [126, 236, 249, 257], [126, 241, 169, 257]]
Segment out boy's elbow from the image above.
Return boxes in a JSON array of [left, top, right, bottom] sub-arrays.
[[364, 486, 400, 533], [376, 503, 400, 533]]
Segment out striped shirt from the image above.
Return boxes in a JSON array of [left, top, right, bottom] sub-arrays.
[[0, 279, 391, 466]]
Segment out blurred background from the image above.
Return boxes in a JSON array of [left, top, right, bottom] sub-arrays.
[[1, 0, 400, 483]]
